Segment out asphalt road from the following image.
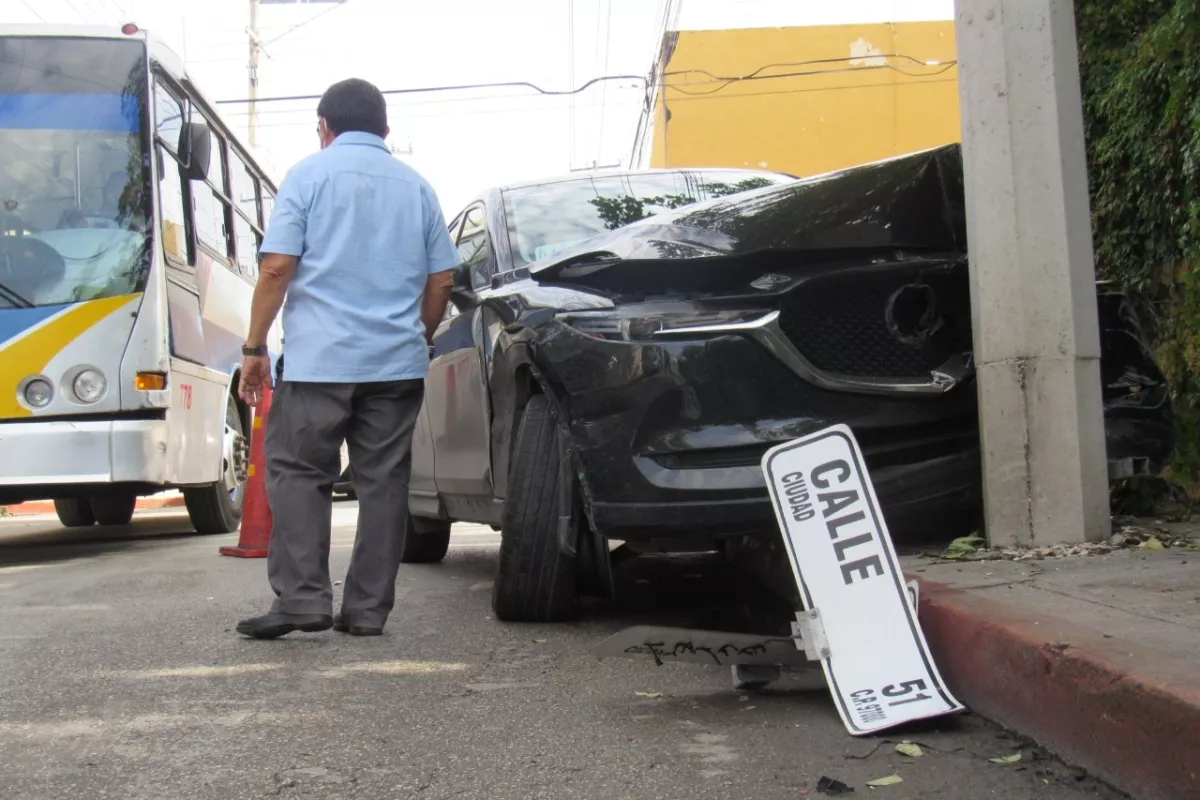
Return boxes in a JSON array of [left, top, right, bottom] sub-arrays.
[[0, 503, 1126, 800]]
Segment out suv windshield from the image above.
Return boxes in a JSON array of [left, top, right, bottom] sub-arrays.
[[0, 36, 149, 309], [502, 171, 791, 267]]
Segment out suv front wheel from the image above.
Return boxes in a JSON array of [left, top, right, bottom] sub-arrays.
[[492, 394, 579, 622]]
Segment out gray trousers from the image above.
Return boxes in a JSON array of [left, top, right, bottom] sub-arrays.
[[264, 378, 424, 628]]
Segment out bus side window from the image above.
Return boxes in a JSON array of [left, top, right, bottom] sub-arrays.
[[158, 150, 189, 266], [260, 190, 275, 229], [230, 151, 263, 279], [191, 117, 235, 265], [153, 83, 190, 266]]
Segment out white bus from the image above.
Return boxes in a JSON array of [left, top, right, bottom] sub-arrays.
[[0, 23, 283, 532]]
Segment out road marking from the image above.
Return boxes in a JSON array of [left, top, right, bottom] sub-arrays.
[[5, 604, 110, 612], [104, 663, 284, 679], [318, 660, 468, 678]]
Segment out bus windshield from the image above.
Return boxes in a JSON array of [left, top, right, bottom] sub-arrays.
[[0, 36, 149, 309]]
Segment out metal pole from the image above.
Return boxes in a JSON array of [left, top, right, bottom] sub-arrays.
[[248, 0, 260, 147]]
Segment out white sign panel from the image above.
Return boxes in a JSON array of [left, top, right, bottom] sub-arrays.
[[762, 424, 963, 735]]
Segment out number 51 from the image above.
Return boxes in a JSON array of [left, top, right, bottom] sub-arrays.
[[883, 679, 931, 707]]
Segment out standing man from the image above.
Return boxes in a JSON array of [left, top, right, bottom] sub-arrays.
[[235, 78, 460, 639]]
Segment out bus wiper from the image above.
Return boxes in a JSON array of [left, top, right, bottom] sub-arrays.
[[0, 281, 34, 308]]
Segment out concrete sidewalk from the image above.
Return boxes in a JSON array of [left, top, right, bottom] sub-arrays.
[[903, 533, 1200, 800]]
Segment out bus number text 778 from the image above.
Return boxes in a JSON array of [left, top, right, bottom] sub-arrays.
[[850, 679, 933, 725]]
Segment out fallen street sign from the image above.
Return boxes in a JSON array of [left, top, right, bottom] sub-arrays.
[[763, 424, 963, 735], [592, 626, 813, 668]]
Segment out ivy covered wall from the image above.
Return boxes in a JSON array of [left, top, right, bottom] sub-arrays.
[[1077, 0, 1200, 484]]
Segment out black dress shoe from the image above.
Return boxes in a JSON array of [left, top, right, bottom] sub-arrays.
[[333, 613, 383, 637], [236, 612, 333, 639]]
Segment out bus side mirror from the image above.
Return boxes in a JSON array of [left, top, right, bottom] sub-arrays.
[[178, 122, 212, 182]]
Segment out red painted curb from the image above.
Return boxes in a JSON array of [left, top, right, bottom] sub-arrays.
[[1, 496, 186, 517], [913, 576, 1200, 800]]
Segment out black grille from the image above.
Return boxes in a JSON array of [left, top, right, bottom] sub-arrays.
[[777, 268, 972, 379]]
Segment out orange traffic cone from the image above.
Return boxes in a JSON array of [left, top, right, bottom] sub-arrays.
[[220, 385, 274, 558]]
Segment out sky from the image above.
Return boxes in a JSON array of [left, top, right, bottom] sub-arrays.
[[0, 0, 954, 215]]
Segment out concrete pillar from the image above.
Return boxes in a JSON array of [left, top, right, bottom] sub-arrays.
[[955, 0, 1110, 547]]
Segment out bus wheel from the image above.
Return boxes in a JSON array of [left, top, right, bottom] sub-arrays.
[[91, 495, 137, 526], [54, 499, 95, 528], [185, 395, 249, 535]]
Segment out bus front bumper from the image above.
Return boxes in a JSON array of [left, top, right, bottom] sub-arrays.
[[0, 419, 172, 500]]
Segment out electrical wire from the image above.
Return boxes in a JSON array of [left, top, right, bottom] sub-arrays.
[[567, 0, 576, 166], [261, 0, 347, 48], [17, 0, 46, 22], [595, 0, 613, 165], [63, 0, 101, 24], [212, 55, 956, 107], [221, 83, 645, 118], [248, 97, 643, 130], [664, 75, 958, 105], [664, 61, 959, 96], [665, 54, 957, 83], [214, 74, 649, 105]]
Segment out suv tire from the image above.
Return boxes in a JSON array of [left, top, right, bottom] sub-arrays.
[[492, 394, 578, 622]]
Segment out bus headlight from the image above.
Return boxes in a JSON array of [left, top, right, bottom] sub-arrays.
[[23, 378, 53, 408], [72, 369, 107, 404]]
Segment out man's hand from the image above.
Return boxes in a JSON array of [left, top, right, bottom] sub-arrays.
[[239, 355, 273, 407]]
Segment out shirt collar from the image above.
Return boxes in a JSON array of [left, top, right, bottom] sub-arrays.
[[330, 131, 390, 151]]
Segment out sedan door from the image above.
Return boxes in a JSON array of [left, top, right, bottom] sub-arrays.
[[425, 203, 497, 513]]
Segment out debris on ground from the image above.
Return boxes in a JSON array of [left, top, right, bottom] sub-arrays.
[[634, 690, 662, 699], [940, 534, 985, 560], [989, 753, 1023, 765], [866, 775, 903, 788], [926, 518, 1197, 562], [894, 741, 924, 758], [816, 776, 854, 795]]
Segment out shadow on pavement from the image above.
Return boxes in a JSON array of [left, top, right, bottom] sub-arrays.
[[0, 514, 203, 568]]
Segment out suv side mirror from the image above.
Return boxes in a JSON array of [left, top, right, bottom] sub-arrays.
[[450, 262, 481, 311], [179, 122, 212, 182]]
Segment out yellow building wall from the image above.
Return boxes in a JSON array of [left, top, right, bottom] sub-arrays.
[[649, 22, 961, 177]]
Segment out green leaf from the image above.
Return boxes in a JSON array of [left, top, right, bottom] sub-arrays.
[[989, 753, 1022, 765], [1141, 536, 1166, 550], [941, 534, 985, 560], [866, 774, 903, 787], [895, 742, 924, 758]]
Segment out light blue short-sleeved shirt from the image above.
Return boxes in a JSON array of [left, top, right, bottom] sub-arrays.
[[260, 132, 460, 383]]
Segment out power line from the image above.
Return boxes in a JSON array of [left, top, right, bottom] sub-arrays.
[[664, 61, 958, 96], [212, 55, 956, 107], [567, 0, 577, 168], [219, 84, 645, 118], [17, 0, 46, 22], [595, 0, 613, 165], [214, 74, 648, 105], [260, 0, 347, 49], [248, 98, 644, 130]]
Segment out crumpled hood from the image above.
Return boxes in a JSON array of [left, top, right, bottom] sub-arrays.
[[530, 144, 967, 286]]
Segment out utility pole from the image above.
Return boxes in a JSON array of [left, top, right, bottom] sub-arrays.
[[248, 0, 260, 147], [246, 0, 345, 148], [955, 0, 1108, 547]]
